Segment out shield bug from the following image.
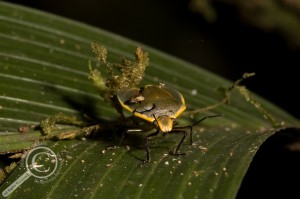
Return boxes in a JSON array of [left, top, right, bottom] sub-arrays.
[[116, 84, 217, 163]]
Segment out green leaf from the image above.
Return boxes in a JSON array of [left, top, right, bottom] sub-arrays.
[[0, 2, 299, 199]]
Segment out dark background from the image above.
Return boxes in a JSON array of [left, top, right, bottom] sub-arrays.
[[6, 0, 300, 119]]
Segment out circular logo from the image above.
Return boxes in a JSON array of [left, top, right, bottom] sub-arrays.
[[25, 146, 60, 180], [2, 146, 62, 197]]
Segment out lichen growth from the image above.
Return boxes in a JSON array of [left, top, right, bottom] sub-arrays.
[[236, 80, 277, 126], [0, 162, 17, 185], [89, 41, 149, 102], [91, 41, 107, 64], [226, 72, 278, 126], [41, 112, 86, 135], [186, 73, 256, 115], [88, 62, 109, 100], [40, 43, 150, 136], [186, 72, 279, 127]]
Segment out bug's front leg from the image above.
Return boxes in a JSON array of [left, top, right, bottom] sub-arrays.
[[169, 129, 188, 156], [118, 128, 143, 145], [142, 130, 160, 164]]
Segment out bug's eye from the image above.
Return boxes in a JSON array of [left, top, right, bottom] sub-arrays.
[[153, 120, 158, 126]]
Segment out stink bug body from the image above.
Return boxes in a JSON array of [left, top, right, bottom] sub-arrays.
[[116, 84, 213, 163], [117, 84, 186, 133]]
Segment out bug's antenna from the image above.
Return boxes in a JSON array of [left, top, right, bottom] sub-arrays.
[[152, 114, 158, 125], [191, 114, 223, 127]]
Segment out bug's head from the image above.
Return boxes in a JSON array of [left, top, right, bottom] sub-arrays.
[[154, 115, 174, 133]]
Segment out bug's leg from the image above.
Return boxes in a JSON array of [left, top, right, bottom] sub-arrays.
[[118, 128, 143, 145], [142, 130, 160, 164], [188, 126, 193, 144], [176, 114, 222, 145], [118, 128, 126, 145], [169, 130, 188, 156]]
